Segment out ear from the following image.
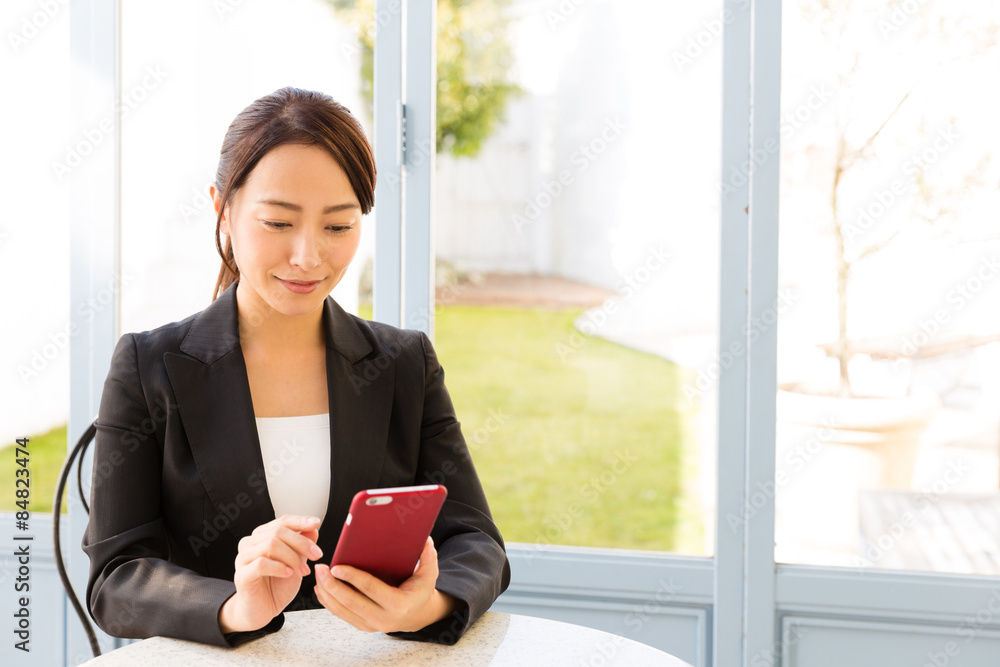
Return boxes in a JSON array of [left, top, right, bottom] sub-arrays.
[[210, 184, 230, 236]]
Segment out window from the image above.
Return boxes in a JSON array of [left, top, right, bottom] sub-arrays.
[[430, 0, 723, 557], [119, 0, 371, 335], [776, 0, 1000, 574]]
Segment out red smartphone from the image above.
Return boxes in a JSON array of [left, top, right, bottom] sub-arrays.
[[330, 484, 447, 586]]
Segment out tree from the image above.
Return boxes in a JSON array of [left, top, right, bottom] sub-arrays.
[[326, 0, 522, 157], [792, 0, 999, 395]]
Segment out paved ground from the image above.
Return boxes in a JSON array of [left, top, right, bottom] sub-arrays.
[[436, 272, 616, 309]]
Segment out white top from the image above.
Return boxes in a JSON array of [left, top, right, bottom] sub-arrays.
[[254, 413, 331, 526]]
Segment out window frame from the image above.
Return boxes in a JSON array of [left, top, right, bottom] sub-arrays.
[[69, 2, 1000, 666]]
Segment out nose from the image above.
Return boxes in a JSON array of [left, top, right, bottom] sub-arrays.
[[290, 227, 322, 271]]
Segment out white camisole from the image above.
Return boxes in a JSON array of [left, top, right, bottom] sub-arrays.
[[254, 413, 331, 526]]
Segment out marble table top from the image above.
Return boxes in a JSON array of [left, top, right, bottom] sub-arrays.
[[81, 610, 694, 666]]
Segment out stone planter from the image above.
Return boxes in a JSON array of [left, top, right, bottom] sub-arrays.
[[776, 383, 941, 489]]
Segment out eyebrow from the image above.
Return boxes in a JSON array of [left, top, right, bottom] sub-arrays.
[[256, 199, 360, 214]]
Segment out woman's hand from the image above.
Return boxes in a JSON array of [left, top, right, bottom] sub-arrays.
[[219, 514, 324, 633], [313, 537, 457, 633]]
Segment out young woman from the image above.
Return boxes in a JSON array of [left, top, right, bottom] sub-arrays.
[[83, 87, 510, 648]]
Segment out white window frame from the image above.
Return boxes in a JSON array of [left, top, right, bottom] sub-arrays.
[[64, 1, 1000, 666]]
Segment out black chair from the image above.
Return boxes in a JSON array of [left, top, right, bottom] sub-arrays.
[[53, 418, 102, 658]]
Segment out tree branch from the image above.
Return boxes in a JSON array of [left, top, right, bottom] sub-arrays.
[[851, 230, 900, 264], [840, 88, 914, 172]]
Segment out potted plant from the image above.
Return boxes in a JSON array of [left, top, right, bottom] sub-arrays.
[[776, 0, 997, 494]]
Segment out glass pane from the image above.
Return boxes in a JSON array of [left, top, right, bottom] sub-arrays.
[[120, 0, 373, 337], [777, 0, 1000, 573], [0, 1, 71, 513], [432, 0, 722, 556]]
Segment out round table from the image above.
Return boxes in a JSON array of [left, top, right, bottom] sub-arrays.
[[80, 610, 694, 666]]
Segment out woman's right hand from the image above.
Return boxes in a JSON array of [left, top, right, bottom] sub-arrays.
[[219, 514, 324, 633]]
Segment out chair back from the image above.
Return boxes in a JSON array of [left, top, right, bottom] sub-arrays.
[[53, 418, 102, 658]]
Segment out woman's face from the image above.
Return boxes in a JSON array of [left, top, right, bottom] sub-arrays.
[[214, 143, 363, 319]]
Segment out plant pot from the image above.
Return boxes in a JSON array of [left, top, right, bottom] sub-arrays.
[[776, 383, 941, 489], [772, 384, 942, 564]]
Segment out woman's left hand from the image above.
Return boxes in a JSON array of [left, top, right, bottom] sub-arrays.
[[314, 537, 457, 633]]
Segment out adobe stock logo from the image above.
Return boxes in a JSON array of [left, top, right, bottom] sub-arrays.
[[51, 65, 169, 181], [7, 0, 68, 54], [842, 126, 960, 247], [511, 116, 629, 234]]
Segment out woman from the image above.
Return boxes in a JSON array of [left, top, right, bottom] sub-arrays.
[[82, 87, 510, 648]]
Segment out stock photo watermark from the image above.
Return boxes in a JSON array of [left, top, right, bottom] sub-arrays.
[[853, 458, 971, 572], [526, 448, 639, 562], [920, 587, 1000, 667], [720, 84, 835, 200], [579, 577, 682, 666], [683, 288, 797, 403], [9, 435, 33, 652], [842, 125, 960, 247], [892, 254, 1000, 367], [51, 65, 168, 182], [672, 0, 751, 74], [213, 0, 257, 21], [16, 270, 135, 385], [336, 0, 403, 58], [726, 418, 837, 534], [511, 116, 628, 234], [544, 0, 593, 30], [877, 0, 931, 40], [7, 0, 68, 54], [178, 177, 217, 224], [749, 623, 810, 667], [189, 441, 308, 557], [555, 245, 671, 362]]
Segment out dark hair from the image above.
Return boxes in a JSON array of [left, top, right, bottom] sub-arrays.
[[212, 87, 376, 301]]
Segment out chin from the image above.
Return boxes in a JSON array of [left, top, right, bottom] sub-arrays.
[[277, 293, 327, 313]]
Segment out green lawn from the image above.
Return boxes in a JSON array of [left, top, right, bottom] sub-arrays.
[[3, 305, 703, 553], [0, 424, 68, 514], [430, 305, 696, 552]]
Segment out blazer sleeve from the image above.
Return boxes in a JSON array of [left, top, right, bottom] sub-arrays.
[[387, 331, 511, 645], [81, 332, 283, 648]]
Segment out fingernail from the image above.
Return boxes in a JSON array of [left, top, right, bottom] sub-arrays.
[[331, 566, 344, 578], [309, 545, 323, 559], [316, 564, 327, 579]]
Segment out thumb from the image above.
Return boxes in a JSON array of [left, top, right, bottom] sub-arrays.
[[281, 514, 322, 529], [411, 537, 439, 581]]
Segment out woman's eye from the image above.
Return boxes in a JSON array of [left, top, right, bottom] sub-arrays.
[[261, 221, 353, 233]]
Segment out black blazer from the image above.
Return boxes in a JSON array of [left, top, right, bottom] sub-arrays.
[[82, 281, 510, 648]]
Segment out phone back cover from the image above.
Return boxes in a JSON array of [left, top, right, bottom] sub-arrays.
[[332, 487, 446, 586]]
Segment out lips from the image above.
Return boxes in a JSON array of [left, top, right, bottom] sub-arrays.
[[278, 277, 323, 294]]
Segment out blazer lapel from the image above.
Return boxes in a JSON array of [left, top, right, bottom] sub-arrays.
[[319, 294, 394, 555], [163, 281, 395, 557], [163, 282, 275, 544]]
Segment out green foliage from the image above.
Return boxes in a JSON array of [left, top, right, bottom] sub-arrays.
[[0, 424, 68, 514], [327, 0, 521, 157]]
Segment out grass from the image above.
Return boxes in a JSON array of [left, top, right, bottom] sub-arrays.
[[0, 423, 68, 514], [3, 305, 702, 552], [429, 305, 695, 552]]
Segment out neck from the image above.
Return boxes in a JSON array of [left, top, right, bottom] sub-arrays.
[[234, 281, 326, 355]]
